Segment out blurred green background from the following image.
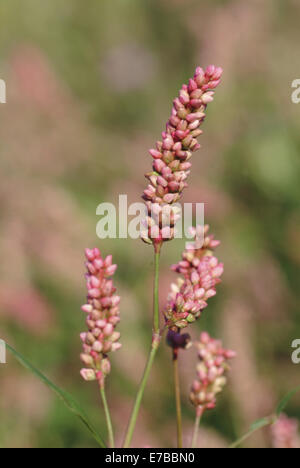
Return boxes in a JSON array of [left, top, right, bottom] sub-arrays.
[[0, 0, 300, 448]]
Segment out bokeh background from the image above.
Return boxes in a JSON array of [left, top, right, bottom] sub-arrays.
[[1, 0, 300, 448]]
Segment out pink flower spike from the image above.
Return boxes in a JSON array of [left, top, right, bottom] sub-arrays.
[[80, 249, 121, 384], [142, 66, 222, 247], [189, 333, 235, 413], [164, 225, 223, 329]]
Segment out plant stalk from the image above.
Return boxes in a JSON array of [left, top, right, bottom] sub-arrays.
[[173, 349, 183, 448], [99, 384, 115, 448], [123, 247, 162, 448], [191, 407, 203, 448], [153, 249, 161, 334], [123, 337, 160, 448]]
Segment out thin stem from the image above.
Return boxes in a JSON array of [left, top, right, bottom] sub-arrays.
[[191, 408, 203, 448], [173, 349, 183, 448], [153, 249, 161, 334], [122, 245, 162, 448], [99, 384, 115, 448], [123, 338, 160, 448]]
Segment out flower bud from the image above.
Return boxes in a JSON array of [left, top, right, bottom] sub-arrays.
[[92, 341, 103, 353], [80, 354, 94, 366], [101, 358, 111, 375], [80, 369, 96, 381]]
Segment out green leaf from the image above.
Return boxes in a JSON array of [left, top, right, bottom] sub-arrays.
[[230, 385, 300, 448], [229, 416, 274, 449], [6, 344, 106, 448], [276, 385, 300, 416], [250, 416, 273, 431]]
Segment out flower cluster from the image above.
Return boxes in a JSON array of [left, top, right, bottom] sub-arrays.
[[271, 414, 300, 449], [164, 225, 223, 328], [142, 66, 222, 247], [80, 248, 121, 386], [190, 332, 236, 412]]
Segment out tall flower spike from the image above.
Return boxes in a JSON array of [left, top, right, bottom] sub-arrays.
[[164, 225, 223, 328], [141, 66, 223, 248], [80, 248, 121, 387], [271, 414, 300, 449], [190, 332, 236, 413]]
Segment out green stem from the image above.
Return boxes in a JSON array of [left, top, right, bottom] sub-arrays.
[[153, 250, 161, 334], [99, 384, 115, 448], [191, 408, 203, 448], [173, 350, 183, 448], [123, 337, 160, 448], [123, 246, 162, 448]]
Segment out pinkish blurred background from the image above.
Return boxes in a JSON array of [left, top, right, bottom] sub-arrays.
[[0, 0, 300, 448]]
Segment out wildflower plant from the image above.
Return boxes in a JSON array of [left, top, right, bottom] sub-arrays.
[[76, 65, 229, 449], [80, 248, 121, 447], [123, 65, 226, 449], [7, 65, 300, 449]]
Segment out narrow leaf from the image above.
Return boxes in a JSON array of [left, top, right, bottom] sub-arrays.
[[229, 416, 275, 448], [230, 385, 300, 448], [7, 344, 106, 448], [250, 416, 273, 431], [276, 385, 300, 416]]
